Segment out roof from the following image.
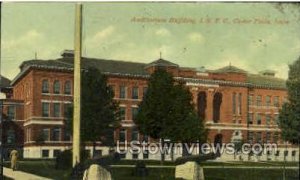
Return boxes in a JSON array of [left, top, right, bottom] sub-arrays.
[[213, 65, 247, 74], [11, 56, 286, 90], [145, 58, 179, 68], [0, 75, 11, 88], [246, 74, 286, 89]]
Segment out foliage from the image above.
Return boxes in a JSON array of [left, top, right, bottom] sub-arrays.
[[135, 69, 207, 144], [279, 56, 300, 144], [66, 67, 120, 156], [135, 69, 175, 139], [55, 149, 90, 170], [81, 67, 120, 146]]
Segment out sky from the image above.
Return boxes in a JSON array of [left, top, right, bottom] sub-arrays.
[[1, 2, 300, 80]]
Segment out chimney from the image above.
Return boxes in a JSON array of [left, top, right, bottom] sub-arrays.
[[61, 50, 74, 58]]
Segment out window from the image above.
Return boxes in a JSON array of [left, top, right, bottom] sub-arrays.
[[266, 96, 271, 107], [119, 129, 126, 143], [273, 132, 279, 143], [248, 113, 253, 125], [256, 132, 262, 143], [64, 81, 71, 95], [64, 129, 71, 141], [238, 93, 242, 115], [109, 85, 115, 97], [274, 96, 279, 107], [256, 113, 262, 125], [119, 86, 126, 99], [131, 107, 138, 120], [52, 128, 60, 141], [26, 128, 31, 142], [94, 150, 102, 157], [143, 149, 149, 159], [274, 114, 279, 125], [53, 149, 60, 157], [53, 150, 61, 158], [143, 87, 148, 97], [143, 134, 149, 143], [132, 149, 139, 159], [7, 129, 15, 144], [248, 95, 253, 106], [42, 129, 50, 141], [132, 86, 139, 99], [266, 114, 271, 125], [256, 95, 262, 106], [53, 103, 61, 117], [232, 93, 236, 114], [42, 102, 50, 117], [42, 150, 49, 158], [248, 132, 254, 143], [266, 132, 271, 143], [119, 107, 126, 120], [42, 80, 49, 93], [131, 129, 139, 141], [64, 103, 72, 118], [7, 105, 15, 120], [53, 80, 60, 94]]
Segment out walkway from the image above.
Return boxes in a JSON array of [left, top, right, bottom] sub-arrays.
[[3, 167, 52, 180]]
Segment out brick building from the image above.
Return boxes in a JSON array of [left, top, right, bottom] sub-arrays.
[[1, 50, 296, 160]]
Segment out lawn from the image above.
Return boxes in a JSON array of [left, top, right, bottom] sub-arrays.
[[3, 160, 299, 180], [3, 160, 72, 180]]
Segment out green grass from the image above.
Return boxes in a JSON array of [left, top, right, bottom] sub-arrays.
[[3, 160, 299, 180], [3, 161, 72, 180]]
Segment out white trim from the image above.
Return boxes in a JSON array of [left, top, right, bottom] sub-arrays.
[[131, 105, 138, 108], [207, 126, 281, 131], [186, 82, 219, 88], [42, 93, 73, 97], [23, 116, 65, 121], [119, 104, 127, 107], [24, 120, 64, 126], [41, 99, 72, 104], [114, 98, 142, 102]]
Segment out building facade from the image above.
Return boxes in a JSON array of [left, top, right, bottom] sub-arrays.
[[1, 51, 298, 161]]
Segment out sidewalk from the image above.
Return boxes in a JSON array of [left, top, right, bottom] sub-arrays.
[[3, 167, 52, 180]]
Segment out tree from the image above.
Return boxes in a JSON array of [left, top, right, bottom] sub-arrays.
[[135, 69, 175, 162], [67, 67, 120, 158], [135, 69, 207, 161], [279, 56, 300, 144], [167, 82, 207, 157]]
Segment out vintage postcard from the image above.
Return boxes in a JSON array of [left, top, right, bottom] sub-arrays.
[[0, 1, 299, 180]]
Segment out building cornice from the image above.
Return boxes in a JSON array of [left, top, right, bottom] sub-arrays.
[[11, 64, 286, 91]]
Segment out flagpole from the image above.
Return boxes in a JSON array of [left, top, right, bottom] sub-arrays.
[[73, 3, 82, 167]]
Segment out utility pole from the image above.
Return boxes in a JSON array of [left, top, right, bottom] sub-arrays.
[[73, 3, 82, 167]]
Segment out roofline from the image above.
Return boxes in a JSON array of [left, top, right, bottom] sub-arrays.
[[11, 62, 286, 91]]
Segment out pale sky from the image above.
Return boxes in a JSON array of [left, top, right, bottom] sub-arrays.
[[1, 2, 300, 80]]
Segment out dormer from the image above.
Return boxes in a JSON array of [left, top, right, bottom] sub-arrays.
[[145, 58, 179, 75], [209, 65, 247, 82], [259, 70, 276, 77]]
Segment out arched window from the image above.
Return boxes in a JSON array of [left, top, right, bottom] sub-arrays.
[[42, 80, 49, 93], [64, 81, 71, 94], [53, 80, 60, 94], [213, 92, 222, 123], [197, 91, 207, 120]]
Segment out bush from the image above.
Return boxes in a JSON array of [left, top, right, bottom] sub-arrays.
[[55, 149, 90, 170], [132, 161, 148, 177], [175, 153, 217, 165]]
